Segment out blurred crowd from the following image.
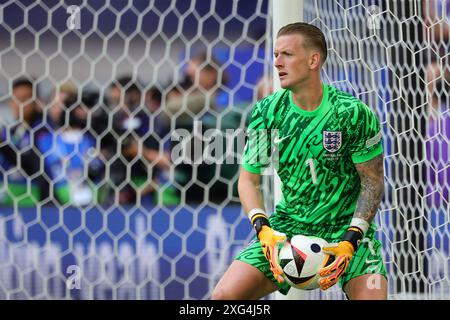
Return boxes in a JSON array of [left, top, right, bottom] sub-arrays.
[[0, 51, 263, 207], [1, 1, 448, 210], [424, 0, 450, 212]]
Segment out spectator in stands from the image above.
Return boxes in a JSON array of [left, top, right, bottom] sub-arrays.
[[105, 76, 148, 204], [242, 74, 275, 126], [104, 76, 170, 205], [421, 0, 450, 294], [107, 76, 142, 110], [426, 83, 450, 209], [425, 75, 450, 287], [40, 91, 105, 206], [165, 52, 229, 204], [423, 1, 450, 264], [256, 75, 274, 101], [165, 52, 223, 123], [134, 86, 174, 205], [46, 81, 78, 129], [423, 0, 450, 117], [0, 77, 50, 206], [145, 86, 169, 140]]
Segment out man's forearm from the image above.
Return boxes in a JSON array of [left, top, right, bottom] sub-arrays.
[[238, 169, 265, 215], [238, 179, 265, 214], [353, 155, 385, 224]]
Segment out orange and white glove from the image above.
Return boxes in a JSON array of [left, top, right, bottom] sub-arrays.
[[319, 224, 366, 290], [249, 210, 286, 283]]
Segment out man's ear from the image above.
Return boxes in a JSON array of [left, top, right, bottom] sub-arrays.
[[309, 51, 321, 70]]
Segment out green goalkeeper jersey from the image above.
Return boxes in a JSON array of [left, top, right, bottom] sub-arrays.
[[242, 83, 383, 226]]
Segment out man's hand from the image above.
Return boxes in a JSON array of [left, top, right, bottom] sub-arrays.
[[258, 225, 286, 283], [250, 212, 286, 283], [318, 240, 354, 290], [318, 225, 364, 290]]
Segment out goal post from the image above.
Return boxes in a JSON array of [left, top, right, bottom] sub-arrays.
[[270, 0, 308, 301], [270, 0, 303, 206]]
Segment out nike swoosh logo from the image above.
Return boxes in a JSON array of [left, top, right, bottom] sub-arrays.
[[274, 135, 291, 144], [365, 259, 379, 264]]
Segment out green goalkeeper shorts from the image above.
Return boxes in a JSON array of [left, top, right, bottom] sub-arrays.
[[235, 214, 387, 295]]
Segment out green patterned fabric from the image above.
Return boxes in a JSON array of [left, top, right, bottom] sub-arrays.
[[238, 83, 386, 294], [242, 84, 383, 225]]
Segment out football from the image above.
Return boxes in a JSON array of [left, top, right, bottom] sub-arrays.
[[278, 235, 334, 290]]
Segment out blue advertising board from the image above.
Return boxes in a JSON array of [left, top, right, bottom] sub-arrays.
[[0, 205, 253, 299], [0, 203, 446, 299]]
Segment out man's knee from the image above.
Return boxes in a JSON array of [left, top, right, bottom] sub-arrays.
[[211, 260, 278, 300], [211, 286, 232, 300]]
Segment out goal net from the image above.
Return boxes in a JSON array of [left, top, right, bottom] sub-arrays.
[[0, 0, 448, 300], [276, 0, 449, 300]]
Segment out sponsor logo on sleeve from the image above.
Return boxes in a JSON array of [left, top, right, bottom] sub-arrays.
[[365, 131, 382, 148]]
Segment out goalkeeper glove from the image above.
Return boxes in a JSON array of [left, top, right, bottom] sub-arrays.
[[250, 210, 286, 283], [318, 225, 364, 290]]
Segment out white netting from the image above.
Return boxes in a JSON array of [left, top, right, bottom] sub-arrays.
[[0, 0, 270, 300], [278, 0, 449, 300], [0, 0, 448, 300]]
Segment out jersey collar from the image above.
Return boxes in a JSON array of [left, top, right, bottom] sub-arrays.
[[289, 83, 329, 117]]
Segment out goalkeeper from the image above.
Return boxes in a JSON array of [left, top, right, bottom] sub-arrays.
[[212, 22, 387, 300]]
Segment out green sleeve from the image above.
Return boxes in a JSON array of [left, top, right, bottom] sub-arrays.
[[349, 102, 383, 164], [241, 100, 273, 174]]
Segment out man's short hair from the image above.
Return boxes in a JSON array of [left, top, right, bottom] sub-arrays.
[[147, 86, 162, 104], [12, 77, 33, 90], [277, 22, 328, 65], [188, 51, 228, 85], [111, 75, 141, 95]]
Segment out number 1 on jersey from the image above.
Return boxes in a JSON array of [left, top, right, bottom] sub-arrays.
[[305, 158, 318, 184]]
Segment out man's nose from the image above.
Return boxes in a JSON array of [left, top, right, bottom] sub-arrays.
[[274, 56, 282, 69]]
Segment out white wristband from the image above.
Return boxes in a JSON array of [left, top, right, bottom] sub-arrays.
[[350, 218, 370, 234], [247, 208, 267, 222]]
